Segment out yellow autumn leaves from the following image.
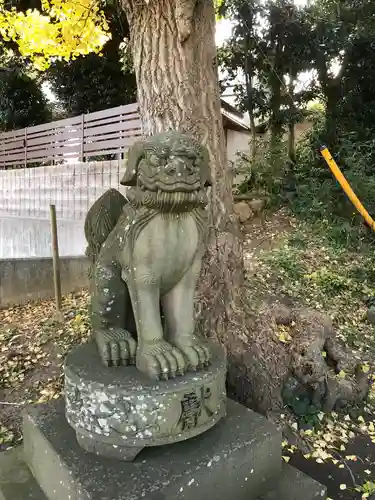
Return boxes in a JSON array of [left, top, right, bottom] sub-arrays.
[[0, 0, 110, 70], [282, 408, 375, 499]]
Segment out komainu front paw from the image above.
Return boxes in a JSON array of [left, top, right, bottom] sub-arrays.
[[95, 328, 137, 367], [136, 340, 186, 380], [171, 335, 211, 371]]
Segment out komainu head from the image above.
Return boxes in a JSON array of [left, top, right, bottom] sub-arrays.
[[120, 131, 212, 192]]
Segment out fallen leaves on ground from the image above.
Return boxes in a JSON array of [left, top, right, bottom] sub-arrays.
[[281, 405, 375, 498], [244, 212, 375, 499], [0, 290, 90, 450], [245, 218, 375, 354]]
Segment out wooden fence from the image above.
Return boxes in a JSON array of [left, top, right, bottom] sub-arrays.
[[0, 103, 142, 168]]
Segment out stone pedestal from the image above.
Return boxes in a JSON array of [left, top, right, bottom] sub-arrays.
[[0, 399, 327, 500], [64, 341, 227, 460], [23, 398, 281, 500]]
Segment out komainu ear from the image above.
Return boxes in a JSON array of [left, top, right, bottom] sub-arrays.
[[120, 140, 146, 186], [198, 144, 212, 187]]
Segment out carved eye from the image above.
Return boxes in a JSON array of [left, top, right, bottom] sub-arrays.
[[149, 154, 167, 168], [185, 157, 195, 173], [149, 154, 160, 167]]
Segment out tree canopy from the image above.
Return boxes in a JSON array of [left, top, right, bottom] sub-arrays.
[[0, 63, 51, 130], [1, 0, 374, 141], [0, 0, 109, 70], [0, 0, 136, 119], [42, 0, 136, 115], [219, 0, 375, 151]]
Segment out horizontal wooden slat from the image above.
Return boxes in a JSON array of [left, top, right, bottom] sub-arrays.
[[83, 137, 137, 153], [0, 140, 25, 152], [1, 142, 81, 157], [84, 112, 140, 130], [26, 147, 81, 158], [0, 102, 143, 167], [83, 148, 129, 158], [0, 148, 26, 158], [84, 132, 124, 143], [0, 138, 25, 148], [84, 103, 138, 123], [26, 127, 82, 141], [27, 132, 82, 148], [0, 148, 81, 163], [26, 116, 81, 135], [84, 119, 141, 137], [0, 149, 26, 158], [0, 141, 81, 161], [0, 128, 26, 140], [0, 147, 56, 160], [84, 131, 142, 145]]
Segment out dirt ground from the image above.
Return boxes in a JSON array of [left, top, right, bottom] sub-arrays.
[[1, 209, 375, 499]]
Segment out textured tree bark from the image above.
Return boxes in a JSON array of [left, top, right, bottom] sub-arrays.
[[120, 0, 243, 341]]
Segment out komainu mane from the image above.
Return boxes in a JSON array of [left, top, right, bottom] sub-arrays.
[[84, 131, 212, 380]]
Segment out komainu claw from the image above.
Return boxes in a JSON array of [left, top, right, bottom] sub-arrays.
[[136, 340, 186, 380], [95, 329, 137, 368]]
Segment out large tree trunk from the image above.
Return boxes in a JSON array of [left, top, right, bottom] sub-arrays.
[[324, 84, 341, 148], [121, 0, 243, 341]]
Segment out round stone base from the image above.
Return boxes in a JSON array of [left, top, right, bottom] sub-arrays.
[[64, 341, 227, 461]]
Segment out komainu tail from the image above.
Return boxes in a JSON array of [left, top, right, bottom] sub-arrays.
[[84, 188, 127, 273]]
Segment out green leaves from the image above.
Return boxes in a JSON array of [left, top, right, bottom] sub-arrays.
[[218, 0, 316, 144], [214, 0, 225, 20], [0, 66, 51, 131]]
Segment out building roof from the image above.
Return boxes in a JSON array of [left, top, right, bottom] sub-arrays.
[[220, 98, 250, 132]]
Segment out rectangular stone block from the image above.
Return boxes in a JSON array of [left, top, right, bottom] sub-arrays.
[[259, 464, 327, 500], [23, 398, 282, 500], [0, 447, 47, 500]]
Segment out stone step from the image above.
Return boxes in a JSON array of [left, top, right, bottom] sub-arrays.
[[0, 447, 47, 500], [0, 451, 327, 500], [22, 398, 283, 500], [258, 464, 327, 500]]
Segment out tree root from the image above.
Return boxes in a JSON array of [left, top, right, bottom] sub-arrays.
[[224, 297, 372, 418], [289, 307, 369, 413]]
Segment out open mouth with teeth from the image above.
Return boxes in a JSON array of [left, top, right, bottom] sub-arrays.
[[138, 176, 201, 193], [126, 186, 208, 212], [140, 183, 202, 193]]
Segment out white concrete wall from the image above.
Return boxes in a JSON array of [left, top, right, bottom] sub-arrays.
[[0, 161, 127, 258], [226, 129, 251, 164]]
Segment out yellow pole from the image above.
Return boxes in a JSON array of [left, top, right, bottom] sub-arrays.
[[320, 145, 375, 232]]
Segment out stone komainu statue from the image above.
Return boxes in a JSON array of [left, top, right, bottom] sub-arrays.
[[84, 132, 212, 380]]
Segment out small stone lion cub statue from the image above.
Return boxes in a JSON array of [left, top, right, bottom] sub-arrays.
[[84, 131, 212, 380]]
